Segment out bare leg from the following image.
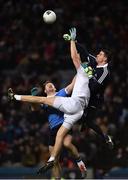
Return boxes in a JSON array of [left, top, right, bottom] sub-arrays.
[[9, 89, 82, 115], [63, 134, 87, 176], [39, 125, 87, 178], [63, 134, 80, 159], [50, 125, 69, 159], [19, 95, 55, 106]]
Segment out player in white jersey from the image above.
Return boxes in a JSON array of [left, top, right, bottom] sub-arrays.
[[8, 28, 91, 176]]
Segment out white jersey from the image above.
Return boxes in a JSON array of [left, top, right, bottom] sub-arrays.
[[53, 65, 90, 129], [71, 65, 90, 107]]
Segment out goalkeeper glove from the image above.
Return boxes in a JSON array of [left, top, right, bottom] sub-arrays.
[[82, 62, 93, 78], [31, 87, 40, 96], [8, 88, 15, 101], [63, 34, 71, 41], [69, 27, 76, 41], [63, 27, 76, 41]]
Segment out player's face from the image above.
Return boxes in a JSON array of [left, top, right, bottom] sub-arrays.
[[44, 83, 56, 94], [96, 51, 107, 64]]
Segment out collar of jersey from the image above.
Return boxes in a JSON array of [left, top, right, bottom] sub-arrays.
[[96, 63, 108, 68]]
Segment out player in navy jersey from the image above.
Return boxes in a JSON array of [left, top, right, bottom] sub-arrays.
[[75, 43, 114, 149], [31, 80, 87, 178]]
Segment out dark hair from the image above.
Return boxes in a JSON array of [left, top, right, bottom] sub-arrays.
[[39, 80, 52, 88], [102, 49, 112, 63], [38, 80, 53, 96], [43, 80, 52, 87]]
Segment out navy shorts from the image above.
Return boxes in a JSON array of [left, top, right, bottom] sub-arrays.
[[48, 124, 73, 146]]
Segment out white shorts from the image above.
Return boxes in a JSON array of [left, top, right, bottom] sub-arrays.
[[53, 96, 84, 114], [63, 110, 84, 130]]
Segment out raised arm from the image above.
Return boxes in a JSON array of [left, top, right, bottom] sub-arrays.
[[69, 28, 81, 69], [65, 76, 76, 95], [70, 41, 81, 69], [63, 30, 97, 68]]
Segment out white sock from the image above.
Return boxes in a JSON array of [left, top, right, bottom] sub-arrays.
[[77, 160, 86, 171], [14, 95, 21, 101], [48, 156, 55, 162]]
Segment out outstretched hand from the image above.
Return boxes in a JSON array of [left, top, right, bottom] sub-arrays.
[[63, 27, 76, 41], [63, 34, 71, 41], [69, 27, 76, 41]]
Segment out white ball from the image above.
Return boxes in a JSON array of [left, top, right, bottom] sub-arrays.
[[43, 10, 56, 24]]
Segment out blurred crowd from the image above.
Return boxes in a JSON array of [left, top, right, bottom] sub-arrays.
[[0, 0, 128, 178]]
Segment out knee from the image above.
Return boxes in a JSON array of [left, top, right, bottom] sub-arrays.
[[63, 136, 72, 148], [56, 126, 67, 140], [63, 140, 71, 148]]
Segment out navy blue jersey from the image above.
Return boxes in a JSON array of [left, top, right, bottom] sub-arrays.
[[76, 43, 110, 108], [89, 64, 110, 108], [41, 88, 68, 129]]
